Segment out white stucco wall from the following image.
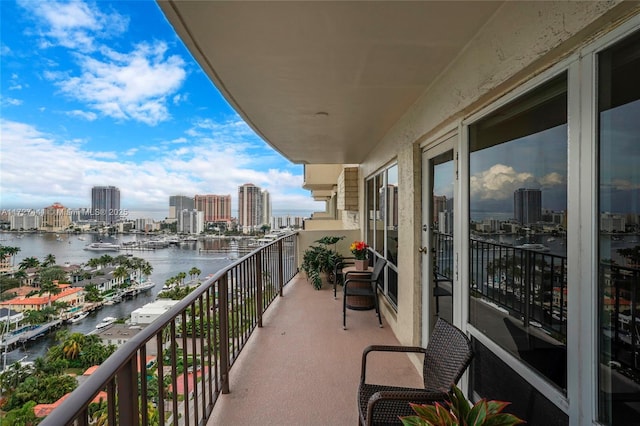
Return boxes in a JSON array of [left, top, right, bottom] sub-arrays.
[[361, 1, 639, 346]]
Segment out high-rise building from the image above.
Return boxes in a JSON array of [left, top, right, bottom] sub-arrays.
[[177, 210, 204, 234], [169, 196, 194, 220], [513, 188, 542, 225], [41, 202, 71, 232], [261, 190, 271, 227], [238, 183, 263, 234], [91, 186, 121, 225], [194, 194, 232, 223]]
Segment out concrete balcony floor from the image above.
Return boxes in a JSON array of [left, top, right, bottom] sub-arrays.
[[208, 274, 423, 426]]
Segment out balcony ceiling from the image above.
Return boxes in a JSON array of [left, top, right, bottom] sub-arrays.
[[158, 1, 503, 164]]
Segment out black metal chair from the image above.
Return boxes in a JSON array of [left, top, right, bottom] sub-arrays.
[[343, 258, 386, 330], [333, 256, 355, 299], [357, 318, 473, 425]]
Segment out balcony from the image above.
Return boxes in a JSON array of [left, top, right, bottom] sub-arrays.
[[41, 233, 421, 425]]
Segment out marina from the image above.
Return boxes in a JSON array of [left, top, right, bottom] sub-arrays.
[[0, 231, 242, 364]]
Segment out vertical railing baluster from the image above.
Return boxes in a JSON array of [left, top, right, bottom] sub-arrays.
[[256, 250, 263, 328], [107, 379, 116, 426], [219, 273, 230, 394], [170, 322, 178, 426], [278, 239, 284, 297], [156, 329, 165, 426], [139, 346, 148, 426]]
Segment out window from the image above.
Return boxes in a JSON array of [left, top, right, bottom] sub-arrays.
[[469, 74, 568, 391], [597, 30, 640, 426], [366, 164, 399, 305]]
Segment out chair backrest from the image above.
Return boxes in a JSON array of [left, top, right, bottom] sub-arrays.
[[370, 257, 387, 283], [422, 318, 473, 392]]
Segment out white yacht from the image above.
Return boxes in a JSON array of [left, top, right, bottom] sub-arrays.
[[84, 242, 121, 251], [67, 312, 89, 323], [95, 316, 117, 329]]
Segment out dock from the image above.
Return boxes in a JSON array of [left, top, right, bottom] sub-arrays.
[[0, 319, 63, 350]]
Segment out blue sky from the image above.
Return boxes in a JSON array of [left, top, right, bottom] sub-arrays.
[[0, 0, 323, 219]]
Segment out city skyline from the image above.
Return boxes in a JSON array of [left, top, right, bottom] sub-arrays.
[[0, 0, 324, 215]]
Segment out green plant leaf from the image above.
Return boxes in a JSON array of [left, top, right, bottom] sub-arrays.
[[485, 400, 509, 415], [410, 403, 441, 422], [467, 400, 488, 426], [435, 403, 456, 426], [483, 413, 526, 426], [400, 415, 434, 426], [449, 385, 471, 421]]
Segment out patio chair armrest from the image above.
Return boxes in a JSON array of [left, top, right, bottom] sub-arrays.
[[361, 345, 426, 383], [366, 389, 449, 426]]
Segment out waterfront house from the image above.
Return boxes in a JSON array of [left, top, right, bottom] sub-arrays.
[[44, 2, 640, 426], [0, 285, 84, 312]]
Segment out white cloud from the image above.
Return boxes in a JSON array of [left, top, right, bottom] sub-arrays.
[[0, 119, 318, 214], [1, 97, 23, 107], [470, 164, 566, 202], [49, 41, 186, 125], [611, 179, 640, 191], [18, 0, 128, 53], [67, 110, 98, 121]]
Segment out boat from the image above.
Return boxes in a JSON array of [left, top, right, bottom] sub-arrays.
[[83, 242, 121, 251], [515, 243, 550, 252], [95, 316, 117, 329], [136, 281, 155, 291], [67, 312, 89, 323]]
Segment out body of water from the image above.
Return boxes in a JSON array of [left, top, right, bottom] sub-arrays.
[[1, 231, 238, 365]]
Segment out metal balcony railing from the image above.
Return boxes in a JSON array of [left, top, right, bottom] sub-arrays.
[[41, 233, 298, 426], [469, 238, 567, 338]]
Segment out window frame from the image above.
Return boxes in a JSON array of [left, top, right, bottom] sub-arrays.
[[365, 161, 399, 307]]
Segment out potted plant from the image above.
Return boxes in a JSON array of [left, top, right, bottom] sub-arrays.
[[350, 240, 369, 270], [301, 236, 344, 290], [400, 385, 525, 426]]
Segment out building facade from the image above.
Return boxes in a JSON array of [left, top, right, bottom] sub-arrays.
[[41, 202, 71, 232], [177, 209, 204, 235], [194, 194, 232, 223], [168, 195, 194, 220], [10, 212, 40, 231], [91, 186, 121, 225], [238, 183, 263, 234], [513, 188, 542, 225]]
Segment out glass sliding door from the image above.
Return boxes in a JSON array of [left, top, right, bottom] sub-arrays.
[[598, 30, 640, 426], [468, 74, 569, 391]]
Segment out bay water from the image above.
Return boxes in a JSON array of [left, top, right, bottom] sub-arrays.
[[0, 232, 238, 365]]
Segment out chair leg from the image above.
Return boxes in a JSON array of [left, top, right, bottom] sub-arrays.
[[343, 291, 347, 330], [374, 295, 382, 328]]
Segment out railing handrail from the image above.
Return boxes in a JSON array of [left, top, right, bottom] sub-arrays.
[[41, 232, 297, 425]]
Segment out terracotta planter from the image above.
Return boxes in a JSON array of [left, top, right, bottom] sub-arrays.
[[354, 259, 368, 271]]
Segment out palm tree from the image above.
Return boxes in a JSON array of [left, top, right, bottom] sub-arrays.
[[39, 279, 62, 307], [0, 246, 20, 267], [113, 265, 130, 287], [86, 258, 101, 269], [99, 254, 114, 267], [42, 253, 56, 267], [177, 272, 187, 285], [19, 256, 40, 270], [62, 333, 85, 360], [13, 269, 27, 285], [189, 267, 201, 282]]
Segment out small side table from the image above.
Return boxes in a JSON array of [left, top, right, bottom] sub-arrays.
[[342, 265, 375, 310]]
